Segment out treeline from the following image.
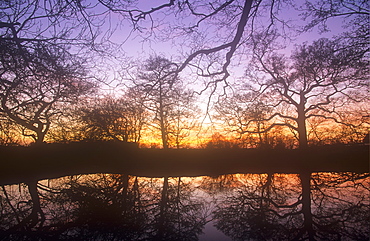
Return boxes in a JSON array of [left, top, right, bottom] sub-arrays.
[[1, 45, 368, 149], [0, 56, 201, 148], [0, 49, 368, 148]]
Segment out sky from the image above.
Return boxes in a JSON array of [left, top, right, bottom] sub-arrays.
[[94, 0, 347, 87], [79, 0, 354, 135], [0, 0, 353, 92]]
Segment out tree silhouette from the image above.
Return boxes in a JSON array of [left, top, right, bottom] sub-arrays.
[[132, 56, 198, 149], [243, 37, 368, 148], [0, 31, 95, 144], [215, 95, 277, 148], [79, 95, 146, 143], [0, 117, 21, 145]]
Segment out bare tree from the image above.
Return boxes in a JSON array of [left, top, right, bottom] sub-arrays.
[[0, 1, 101, 144], [1, 0, 367, 145], [0, 1, 113, 49], [1, 0, 293, 91], [302, 0, 369, 36], [215, 94, 278, 148], [92, 0, 368, 91], [0, 40, 95, 144], [166, 89, 200, 149], [244, 37, 368, 148], [0, 115, 21, 145], [78, 94, 146, 143], [133, 56, 198, 149]]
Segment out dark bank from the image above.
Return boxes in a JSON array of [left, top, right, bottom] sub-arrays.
[[0, 142, 368, 186]]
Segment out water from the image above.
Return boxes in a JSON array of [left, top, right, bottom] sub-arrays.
[[1, 172, 369, 240]]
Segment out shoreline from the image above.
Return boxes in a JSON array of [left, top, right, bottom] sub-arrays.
[[1, 143, 368, 185]]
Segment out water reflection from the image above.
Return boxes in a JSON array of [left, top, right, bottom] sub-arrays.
[[212, 173, 370, 241], [1, 172, 369, 241]]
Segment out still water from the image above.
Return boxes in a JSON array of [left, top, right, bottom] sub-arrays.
[[1, 172, 369, 240]]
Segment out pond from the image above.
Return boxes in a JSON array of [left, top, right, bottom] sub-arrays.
[[1, 172, 369, 241]]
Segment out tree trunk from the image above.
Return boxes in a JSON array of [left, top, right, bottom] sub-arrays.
[[35, 130, 46, 145], [159, 85, 168, 149], [159, 112, 168, 149], [297, 92, 308, 149]]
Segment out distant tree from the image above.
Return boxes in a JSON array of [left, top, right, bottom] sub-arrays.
[[45, 103, 83, 143], [205, 133, 237, 149], [245, 37, 368, 148], [215, 94, 278, 148], [166, 90, 200, 149], [0, 115, 22, 145], [133, 56, 198, 149], [78, 94, 146, 143]]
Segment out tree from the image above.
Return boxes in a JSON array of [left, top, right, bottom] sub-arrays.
[[215, 94, 279, 148], [0, 0, 304, 93], [302, 0, 369, 39], [92, 0, 368, 91], [0, 1, 112, 49], [0, 38, 95, 144], [79, 94, 146, 143], [2, 1, 367, 145], [133, 56, 198, 149], [0, 114, 21, 145], [0, 1, 100, 144], [204, 133, 237, 149], [166, 89, 200, 149], [245, 37, 368, 148]]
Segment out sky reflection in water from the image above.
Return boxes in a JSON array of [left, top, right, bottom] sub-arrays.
[[1, 172, 369, 241]]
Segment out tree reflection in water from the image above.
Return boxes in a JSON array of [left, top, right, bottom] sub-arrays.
[[212, 172, 370, 241], [0, 174, 208, 240], [0, 172, 369, 241]]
